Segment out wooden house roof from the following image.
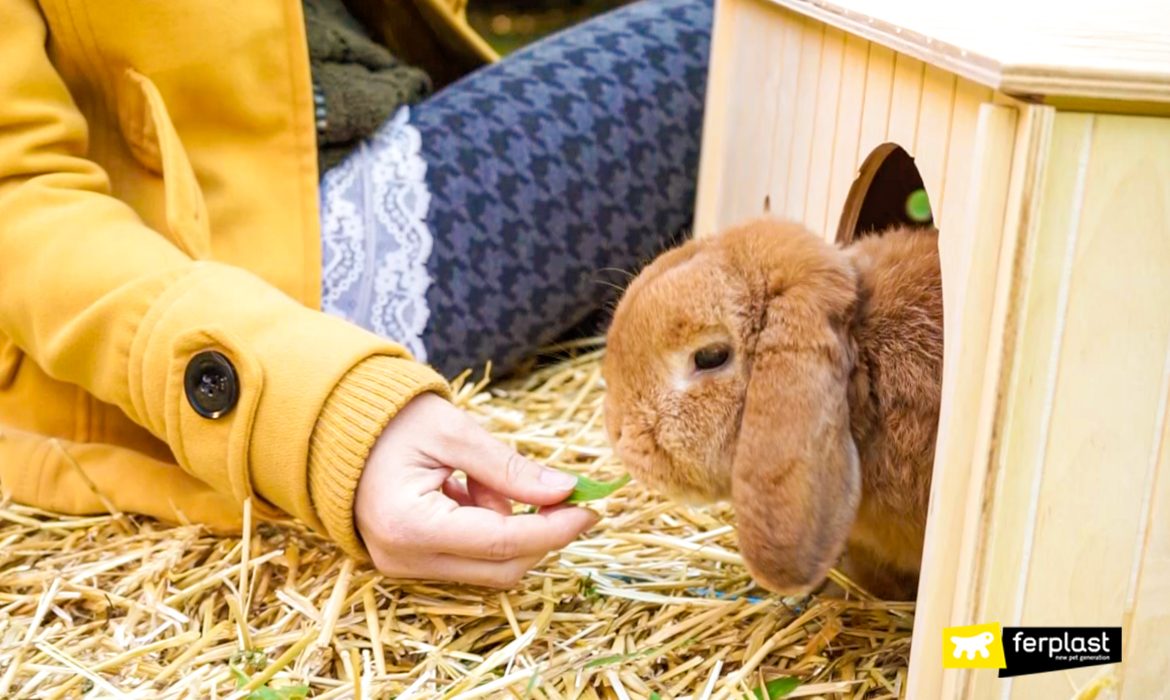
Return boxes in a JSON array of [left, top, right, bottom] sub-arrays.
[[767, 0, 1170, 105]]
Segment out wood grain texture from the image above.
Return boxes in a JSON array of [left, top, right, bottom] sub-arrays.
[[757, 0, 1170, 106], [823, 32, 870, 240], [693, 0, 747, 237], [905, 103, 1022, 699], [719, 0, 788, 229], [778, 18, 825, 223], [967, 114, 1095, 700], [855, 44, 895, 175], [911, 65, 955, 217], [1122, 335, 1170, 699], [887, 52, 925, 151], [936, 79, 993, 236], [1005, 114, 1170, 700], [765, 11, 811, 218], [803, 26, 846, 237]]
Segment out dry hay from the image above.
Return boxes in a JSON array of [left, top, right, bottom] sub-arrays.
[[0, 341, 913, 699]]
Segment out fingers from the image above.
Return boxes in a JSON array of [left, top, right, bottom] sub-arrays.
[[467, 479, 512, 515], [373, 551, 545, 590], [357, 393, 602, 589], [446, 476, 529, 516], [449, 477, 512, 513], [441, 477, 474, 507], [421, 553, 545, 589], [427, 504, 600, 560], [429, 410, 579, 506]]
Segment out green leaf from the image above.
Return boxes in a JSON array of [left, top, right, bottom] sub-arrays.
[[565, 473, 631, 503], [231, 666, 250, 689], [749, 677, 801, 699], [650, 693, 662, 700], [905, 188, 933, 223], [247, 684, 309, 700], [231, 657, 309, 700]]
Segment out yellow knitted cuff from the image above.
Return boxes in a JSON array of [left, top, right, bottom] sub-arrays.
[[308, 355, 451, 559]]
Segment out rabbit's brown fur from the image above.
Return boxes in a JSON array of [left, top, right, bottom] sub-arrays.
[[603, 219, 942, 600]]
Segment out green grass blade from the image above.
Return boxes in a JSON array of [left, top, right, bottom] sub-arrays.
[[748, 676, 801, 699], [565, 473, 631, 503]]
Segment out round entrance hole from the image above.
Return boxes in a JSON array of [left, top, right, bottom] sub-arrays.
[[836, 143, 934, 246]]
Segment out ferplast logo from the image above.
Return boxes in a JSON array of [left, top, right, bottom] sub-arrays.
[[943, 624, 1122, 677], [999, 627, 1122, 678], [942, 623, 1006, 669]]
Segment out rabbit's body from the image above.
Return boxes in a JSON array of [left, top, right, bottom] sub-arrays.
[[842, 228, 943, 597], [603, 220, 942, 600]]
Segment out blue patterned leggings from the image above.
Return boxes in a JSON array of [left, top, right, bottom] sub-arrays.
[[320, 0, 712, 377]]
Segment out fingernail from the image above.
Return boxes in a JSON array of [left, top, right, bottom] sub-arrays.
[[539, 468, 579, 490]]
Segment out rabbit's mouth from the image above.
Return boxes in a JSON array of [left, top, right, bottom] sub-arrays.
[[606, 402, 731, 505], [638, 470, 720, 506], [662, 485, 722, 507], [616, 446, 724, 506]]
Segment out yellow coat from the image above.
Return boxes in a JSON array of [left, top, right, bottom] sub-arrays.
[[0, 0, 494, 555]]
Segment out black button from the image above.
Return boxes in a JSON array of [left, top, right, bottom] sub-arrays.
[[184, 351, 239, 419]]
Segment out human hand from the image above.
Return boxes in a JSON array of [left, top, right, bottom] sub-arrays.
[[354, 393, 600, 588]]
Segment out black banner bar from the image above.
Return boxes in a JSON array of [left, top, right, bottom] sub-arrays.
[[999, 627, 1122, 678]]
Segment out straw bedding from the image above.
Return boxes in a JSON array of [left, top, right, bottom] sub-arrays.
[[0, 342, 912, 699]]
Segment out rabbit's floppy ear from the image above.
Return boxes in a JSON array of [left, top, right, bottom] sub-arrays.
[[729, 229, 861, 595]]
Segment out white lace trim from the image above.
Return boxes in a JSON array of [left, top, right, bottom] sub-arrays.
[[320, 107, 433, 362]]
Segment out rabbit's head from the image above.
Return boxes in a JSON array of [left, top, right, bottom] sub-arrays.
[[603, 220, 863, 594]]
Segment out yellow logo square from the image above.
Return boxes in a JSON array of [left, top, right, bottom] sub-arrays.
[[943, 623, 1007, 669]]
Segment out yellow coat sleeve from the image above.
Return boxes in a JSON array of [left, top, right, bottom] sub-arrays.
[[0, 0, 448, 548]]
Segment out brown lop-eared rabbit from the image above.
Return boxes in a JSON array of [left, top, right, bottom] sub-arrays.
[[602, 220, 943, 600]]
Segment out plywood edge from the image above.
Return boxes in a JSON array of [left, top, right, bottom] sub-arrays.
[[1000, 66, 1170, 109], [964, 114, 1095, 700], [963, 105, 1059, 700], [906, 102, 1057, 699], [905, 102, 1019, 699], [966, 101, 1056, 609]]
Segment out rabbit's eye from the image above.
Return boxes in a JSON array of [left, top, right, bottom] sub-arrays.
[[693, 344, 731, 371]]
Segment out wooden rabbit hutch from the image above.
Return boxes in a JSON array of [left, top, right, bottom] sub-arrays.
[[692, 0, 1170, 697]]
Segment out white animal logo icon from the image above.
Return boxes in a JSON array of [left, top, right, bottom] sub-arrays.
[[950, 631, 996, 660]]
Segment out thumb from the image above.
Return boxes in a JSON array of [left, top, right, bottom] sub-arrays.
[[432, 413, 579, 506]]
